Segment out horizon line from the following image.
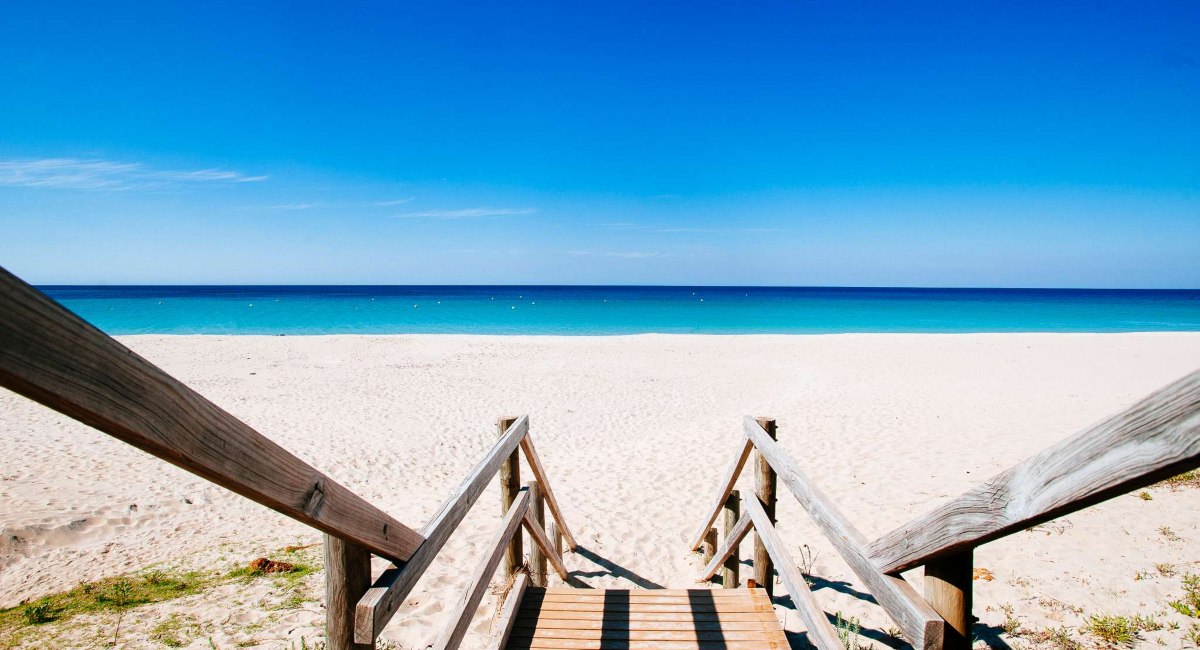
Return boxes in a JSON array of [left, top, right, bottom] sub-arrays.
[[34, 283, 1200, 292]]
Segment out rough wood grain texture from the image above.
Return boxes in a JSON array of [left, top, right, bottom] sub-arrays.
[[867, 369, 1200, 574], [752, 417, 777, 598], [488, 573, 530, 650], [741, 493, 842, 649], [549, 521, 563, 560], [325, 534, 375, 650], [744, 416, 944, 650], [524, 509, 570, 581], [355, 416, 530, 643], [722, 490, 741, 589], [500, 417, 524, 580], [700, 528, 717, 567], [0, 268, 423, 564], [925, 550, 973, 650], [530, 481, 548, 587], [434, 489, 531, 650], [700, 511, 752, 581], [689, 439, 753, 551], [507, 588, 789, 650], [523, 611, 778, 622], [505, 639, 779, 650], [522, 435, 579, 550]]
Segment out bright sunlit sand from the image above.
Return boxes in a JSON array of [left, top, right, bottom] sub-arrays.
[[3, 332, 1199, 648]]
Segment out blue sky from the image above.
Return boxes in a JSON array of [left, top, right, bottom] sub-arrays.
[[1, 1, 1197, 287]]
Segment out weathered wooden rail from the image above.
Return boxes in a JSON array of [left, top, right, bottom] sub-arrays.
[[692, 374, 1200, 649], [0, 267, 577, 649]]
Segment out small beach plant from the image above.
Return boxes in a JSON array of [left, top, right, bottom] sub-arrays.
[[20, 602, 53, 625], [835, 612, 865, 650], [1169, 573, 1200, 617]]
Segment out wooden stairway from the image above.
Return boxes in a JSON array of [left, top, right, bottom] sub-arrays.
[[499, 587, 790, 650]]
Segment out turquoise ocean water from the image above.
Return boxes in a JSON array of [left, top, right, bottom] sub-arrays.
[[39, 286, 1200, 335]]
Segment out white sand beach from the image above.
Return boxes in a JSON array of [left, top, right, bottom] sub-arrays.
[[2, 332, 1199, 649]]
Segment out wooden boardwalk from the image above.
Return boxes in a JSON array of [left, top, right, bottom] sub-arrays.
[[503, 588, 790, 650]]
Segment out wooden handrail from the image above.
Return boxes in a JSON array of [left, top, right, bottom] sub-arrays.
[[699, 510, 751, 581], [487, 572, 530, 650], [744, 416, 944, 650], [688, 438, 753, 551], [741, 493, 843, 650], [866, 368, 1200, 574], [434, 488, 532, 650], [355, 415, 529, 642], [356, 416, 579, 644], [0, 266, 423, 564], [521, 434, 579, 550], [523, 508, 570, 581]]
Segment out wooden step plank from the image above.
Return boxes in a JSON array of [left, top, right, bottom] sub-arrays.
[[536, 588, 754, 597], [514, 610, 779, 623], [514, 619, 774, 632], [511, 628, 775, 641], [528, 592, 760, 600], [519, 602, 775, 614], [506, 637, 783, 649], [525, 599, 758, 609]]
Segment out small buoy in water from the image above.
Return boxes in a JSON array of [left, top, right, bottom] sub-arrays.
[[248, 303, 254, 307], [700, 298, 704, 302], [158, 301, 163, 305], [511, 305, 516, 309], [413, 304, 419, 308]]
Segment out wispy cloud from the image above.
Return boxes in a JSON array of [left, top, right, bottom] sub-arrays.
[[597, 222, 781, 234], [270, 202, 324, 210], [0, 158, 267, 190], [372, 197, 415, 206], [568, 250, 674, 259], [396, 207, 536, 219]]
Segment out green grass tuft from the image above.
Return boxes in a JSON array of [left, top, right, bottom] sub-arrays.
[[1084, 613, 1160, 646]]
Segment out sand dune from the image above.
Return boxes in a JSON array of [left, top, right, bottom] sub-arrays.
[[2, 333, 1199, 648]]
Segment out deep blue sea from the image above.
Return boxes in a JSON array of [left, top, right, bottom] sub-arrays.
[[39, 286, 1200, 335]]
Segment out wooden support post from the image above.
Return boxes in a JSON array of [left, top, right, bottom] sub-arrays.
[[529, 480, 548, 587], [722, 489, 741, 588], [498, 416, 523, 579], [753, 417, 778, 597], [924, 550, 973, 650], [325, 534, 374, 650], [700, 528, 718, 567], [549, 521, 563, 560]]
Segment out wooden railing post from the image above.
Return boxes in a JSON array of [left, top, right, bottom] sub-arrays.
[[753, 417, 777, 596], [549, 521, 563, 559], [723, 489, 741, 588], [925, 550, 973, 650], [700, 528, 718, 567], [325, 534, 374, 650], [529, 480, 547, 586], [498, 416, 523, 579]]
